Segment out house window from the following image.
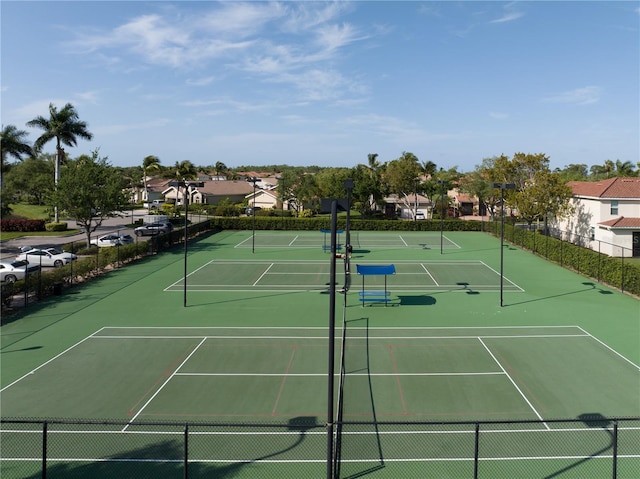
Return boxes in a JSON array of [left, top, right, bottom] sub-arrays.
[[610, 200, 618, 215], [590, 227, 595, 241]]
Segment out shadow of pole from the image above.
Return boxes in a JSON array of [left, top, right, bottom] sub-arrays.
[[544, 413, 616, 479]]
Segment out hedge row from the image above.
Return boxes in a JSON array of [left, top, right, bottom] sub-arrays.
[[484, 221, 640, 296], [1, 219, 46, 232]]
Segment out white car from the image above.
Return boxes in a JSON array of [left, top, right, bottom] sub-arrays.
[[16, 248, 78, 268], [0, 259, 40, 283], [90, 234, 135, 247]]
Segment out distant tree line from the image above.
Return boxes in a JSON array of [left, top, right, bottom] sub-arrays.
[[2, 102, 638, 227]]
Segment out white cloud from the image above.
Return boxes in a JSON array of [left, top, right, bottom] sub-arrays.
[[543, 86, 602, 105], [489, 12, 524, 24], [489, 3, 525, 24]]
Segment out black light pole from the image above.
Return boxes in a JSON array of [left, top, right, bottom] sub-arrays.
[[169, 180, 204, 307], [247, 177, 260, 253], [414, 178, 419, 223], [492, 182, 515, 307], [344, 178, 354, 255], [278, 176, 285, 227], [437, 180, 447, 254]]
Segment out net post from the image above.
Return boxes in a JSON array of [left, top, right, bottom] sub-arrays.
[[473, 422, 480, 479], [326, 200, 338, 479], [42, 420, 48, 479]]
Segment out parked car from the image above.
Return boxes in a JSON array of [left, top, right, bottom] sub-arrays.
[[134, 223, 171, 237], [16, 248, 78, 268], [415, 212, 426, 220], [90, 234, 135, 247], [0, 259, 40, 283]]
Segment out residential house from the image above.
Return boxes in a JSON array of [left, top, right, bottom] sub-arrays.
[[551, 177, 640, 257], [384, 193, 432, 219], [163, 180, 255, 206]]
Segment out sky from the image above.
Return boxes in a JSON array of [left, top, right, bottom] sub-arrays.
[[1, 1, 639, 172]]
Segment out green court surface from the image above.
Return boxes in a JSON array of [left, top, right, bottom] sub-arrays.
[[1, 230, 638, 477]]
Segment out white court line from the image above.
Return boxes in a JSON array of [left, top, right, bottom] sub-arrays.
[[288, 235, 299, 246], [576, 326, 640, 370], [398, 235, 409, 246], [420, 263, 439, 285], [175, 372, 504, 377], [442, 234, 462, 249], [478, 337, 550, 430], [0, 328, 105, 392], [479, 260, 525, 292], [233, 236, 252, 248], [253, 263, 275, 286], [164, 259, 215, 291], [123, 337, 208, 431], [92, 333, 587, 340]]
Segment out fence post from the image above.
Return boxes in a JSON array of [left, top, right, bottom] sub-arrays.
[[42, 420, 47, 479], [621, 252, 625, 294], [474, 422, 480, 479], [612, 420, 618, 479], [184, 423, 189, 479]]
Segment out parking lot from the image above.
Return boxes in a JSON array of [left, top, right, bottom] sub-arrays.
[[0, 210, 148, 261]]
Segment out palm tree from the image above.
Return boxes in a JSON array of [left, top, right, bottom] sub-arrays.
[[27, 103, 93, 222], [614, 160, 636, 177], [1, 124, 33, 190], [214, 161, 227, 179], [142, 155, 161, 211]]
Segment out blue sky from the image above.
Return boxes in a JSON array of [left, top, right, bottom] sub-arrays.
[[2, 1, 639, 172]]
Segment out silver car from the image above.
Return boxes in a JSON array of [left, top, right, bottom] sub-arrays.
[[90, 234, 135, 247], [134, 223, 171, 237]]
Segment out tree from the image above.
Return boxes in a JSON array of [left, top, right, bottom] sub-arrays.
[[614, 160, 637, 177], [142, 155, 161, 211], [1, 124, 33, 191], [214, 161, 227, 178], [3, 155, 54, 206], [53, 150, 129, 247], [384, 151, 422, 219], [173, 160, 197, 181], [512, 169, 573, 226], [27, 103, 93, 222], [482, 152, 573, 226], [555, 164, 589, 182]]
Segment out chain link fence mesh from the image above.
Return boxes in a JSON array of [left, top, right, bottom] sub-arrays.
[[1, 417, 638, 479]]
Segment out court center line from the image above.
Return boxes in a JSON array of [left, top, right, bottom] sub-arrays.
[[123, 337, 208, 431], [477, 337, 550, 430], [420, 263, 439, 286], [253, 263, 275, 286]]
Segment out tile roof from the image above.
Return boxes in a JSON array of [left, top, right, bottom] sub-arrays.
[[567, 177, 640, 198], [598, 217, 640, 228]]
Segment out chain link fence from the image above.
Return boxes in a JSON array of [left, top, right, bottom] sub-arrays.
[[1, 417, 638, 478]]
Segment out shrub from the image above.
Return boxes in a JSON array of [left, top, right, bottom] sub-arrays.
[[0, 219, 46, 232], [45, 222, 68, 232]]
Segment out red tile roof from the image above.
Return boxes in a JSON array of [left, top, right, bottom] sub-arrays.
[[598, 217, 640, 228], [567, 177, 640, 198]]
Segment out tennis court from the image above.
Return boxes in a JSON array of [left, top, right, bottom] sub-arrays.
[[1, 229, 638, 478], [233, 230, 461, 250], [164, 259, 521, 293]]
